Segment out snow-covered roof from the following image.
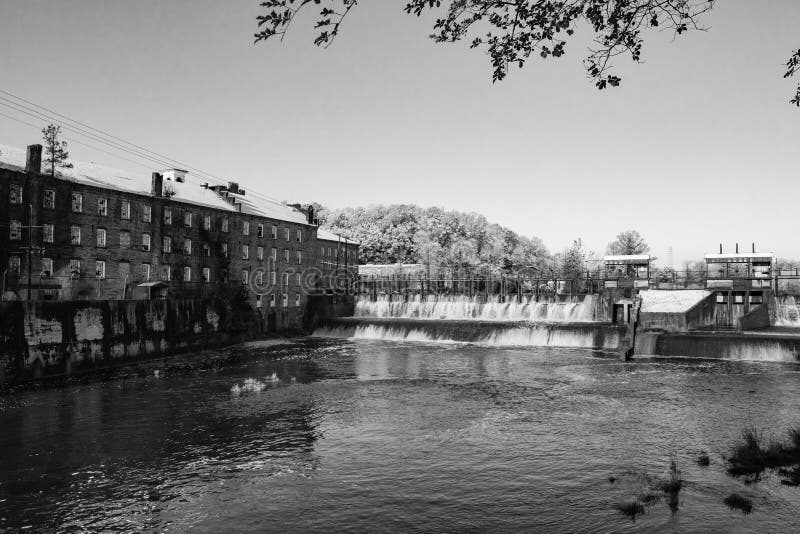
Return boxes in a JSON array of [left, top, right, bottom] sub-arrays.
[[639, 290, 710, 313], [317, 227, 359, 245], [0, 143, 310, 225], [604, 254, 651, 263], [704, 253, 774, 262]]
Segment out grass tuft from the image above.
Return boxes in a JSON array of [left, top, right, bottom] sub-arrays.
[[724, 493, 753, 515], [727, 426, 800, 478], [616, 500, 645, 520]]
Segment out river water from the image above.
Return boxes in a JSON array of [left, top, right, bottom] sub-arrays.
[[2, 339, 800, 533]]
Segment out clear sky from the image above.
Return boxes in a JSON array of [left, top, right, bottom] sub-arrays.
[[1, 1, 799, 265]]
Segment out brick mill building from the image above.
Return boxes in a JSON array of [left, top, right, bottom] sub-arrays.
[[0, 144, 359, 331]]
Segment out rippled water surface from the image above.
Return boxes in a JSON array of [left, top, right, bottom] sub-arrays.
[[2, 339, 800, 532]]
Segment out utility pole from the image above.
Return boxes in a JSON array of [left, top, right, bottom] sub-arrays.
[[27, 203, 33, 300]]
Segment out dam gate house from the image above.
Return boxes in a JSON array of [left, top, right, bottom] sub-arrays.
[[602, 255, 651, 290], [704, 247, 774, 328]]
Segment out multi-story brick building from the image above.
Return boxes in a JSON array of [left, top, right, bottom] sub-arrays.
[[0, 144, 358, 330], [315, 228, 359, 294]]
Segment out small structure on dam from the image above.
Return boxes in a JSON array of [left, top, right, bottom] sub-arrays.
[[603, 254, 652, 290]]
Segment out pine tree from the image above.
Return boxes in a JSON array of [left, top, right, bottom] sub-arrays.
[[41, 124, 73, 176]]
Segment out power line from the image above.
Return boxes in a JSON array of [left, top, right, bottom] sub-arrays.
[[0, 88, 286, 204], [0, 110, 162, 172], [0, 88, 232, 186]]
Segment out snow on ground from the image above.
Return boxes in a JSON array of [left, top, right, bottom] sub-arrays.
[[639, 290, 710, 313]]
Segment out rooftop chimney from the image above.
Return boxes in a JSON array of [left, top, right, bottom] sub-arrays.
[[25, 144, 42, 174], [151, 172, 163, 197], [307, 205, 315, 225], [719, 243, 723, 254]]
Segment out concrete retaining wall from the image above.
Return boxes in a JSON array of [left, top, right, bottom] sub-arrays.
[[0, 299, 234, 384]]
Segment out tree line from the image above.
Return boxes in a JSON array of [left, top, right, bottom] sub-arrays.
[[312, 202, 652, 278]]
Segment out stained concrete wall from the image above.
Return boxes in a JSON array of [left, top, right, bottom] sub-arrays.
[[635, 331, 800, 362], [0, 298, 233, 384]]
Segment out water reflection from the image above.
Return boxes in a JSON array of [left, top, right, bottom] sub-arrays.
[[1, 340, 800, 532]]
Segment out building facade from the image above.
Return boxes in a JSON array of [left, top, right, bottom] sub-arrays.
[[0, 144, 358, 331]]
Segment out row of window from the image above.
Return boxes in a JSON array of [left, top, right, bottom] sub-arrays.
[[8, 184, 305, 241], [8, 222, 305, 263], [8, 255, 304, 289]]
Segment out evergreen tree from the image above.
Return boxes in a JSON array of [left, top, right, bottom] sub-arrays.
[[41, 124, 73, 176]]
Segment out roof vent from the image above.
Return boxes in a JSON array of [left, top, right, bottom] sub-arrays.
[[162, 168, 188, 183]]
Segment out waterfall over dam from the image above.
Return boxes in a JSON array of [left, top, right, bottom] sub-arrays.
[[355, 294, 601, 322], [314, 318, 625, 350], [316, 294, 625, 351]]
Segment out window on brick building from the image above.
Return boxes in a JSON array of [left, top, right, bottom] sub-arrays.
[[283, 272, 289, 286], [96, 228, 107, 248], [161, 265, 171, 281], [269, 293, 276, 308], [141, 263, 151, 281], [202, 267, 211, 283], [221, 243, 228, 257], [121, 200, 131, 220], [162, 236, 171, 253], [70, 226, 81, 245], [284, 227, 290, 241], [9, 220, 22, 241], [282, 293, 288, 308], [119, 262, 130, 280], [271, 225, 277, 239], [183, 266, 191, 282], [9, 184, 22, 204], [69, 259, 80, 277], [242, 244, 249, 260], [271, 247, 277, 262], [97, 198, 108, 216], [184, 212, 192, 227], [296, 229, 302, 243], [257, 246, 264, 261], [283, 249, 289, 263], [164, 207, 172, 225], [142, 204, 152, 222], [295, 293, 301, 307], [95, 260, 106, 279], [256, 294, 262, 308], [41, 258, 53, 277], [270, 271, 276, 285], [72, 193, 83, 213], [256, 270, 264, 285], [183, 238, 192, 255], [43, 224, 54, 243], [43, 189, 55, 209], [257, 224, 264, 238], [296, 251, 302, 265], [142, 233, 151, 252], [9, 256, 21, 275], [243, 221, 250, 236], [295, 273, 301, 286], [242, 269, 249, 285], [203, 243, 211, 257], [120, 230, 131, 248], [203, 215, 211, 230], [222, 217, 229, 232]]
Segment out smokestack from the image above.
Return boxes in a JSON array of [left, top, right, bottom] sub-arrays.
[[736, 243, 739, 253], [25, 144, 42, 174], [719, 243, 722, 254], [752, 242, 755, 253], [151, 172, 163, 197]]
